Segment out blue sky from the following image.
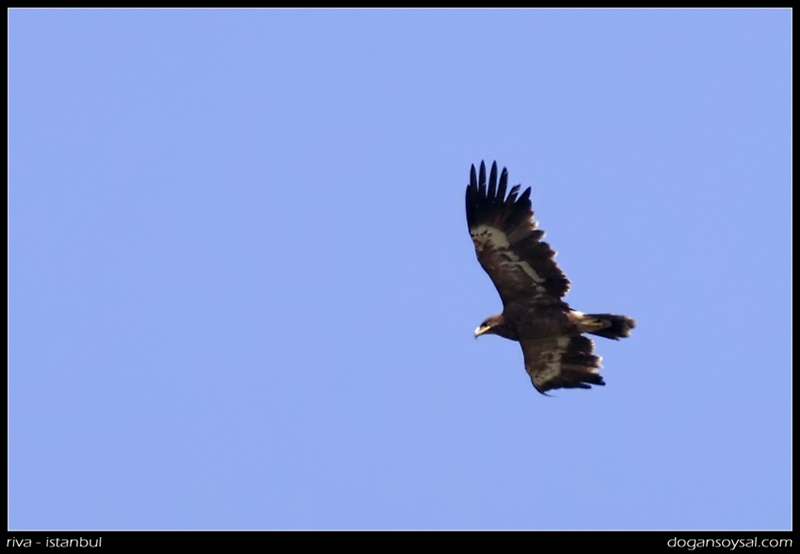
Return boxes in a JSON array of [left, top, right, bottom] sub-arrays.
[[9, 9, 790, 530]]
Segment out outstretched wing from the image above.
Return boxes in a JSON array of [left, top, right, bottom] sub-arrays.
[[465, 161, 569, 307], [521, 335, 604, 394]]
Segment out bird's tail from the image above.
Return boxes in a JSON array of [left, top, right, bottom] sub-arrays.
[[583, 314, 636, 340]]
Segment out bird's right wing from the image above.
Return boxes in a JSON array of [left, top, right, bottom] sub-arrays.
[[520, 335, 605, 395]]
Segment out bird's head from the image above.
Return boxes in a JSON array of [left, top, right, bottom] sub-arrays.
[[474, 314, 508, 339]]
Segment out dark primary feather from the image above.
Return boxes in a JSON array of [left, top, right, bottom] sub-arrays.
[[466, 161, 570, 306]]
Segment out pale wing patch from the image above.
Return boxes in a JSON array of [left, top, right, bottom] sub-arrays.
[[527, 336, 604, 393], [470, 224, 547, 291], [535, 336, 569, 386]]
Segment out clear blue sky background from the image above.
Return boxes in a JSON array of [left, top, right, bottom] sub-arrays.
[[9, 9, 790, 530]]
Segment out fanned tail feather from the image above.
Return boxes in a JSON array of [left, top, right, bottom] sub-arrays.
[[585, 314, 636, 340]]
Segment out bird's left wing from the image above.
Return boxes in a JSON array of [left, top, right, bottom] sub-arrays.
[[465, 161, 569, 307]]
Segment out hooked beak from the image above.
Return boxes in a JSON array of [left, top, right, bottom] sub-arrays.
[[474, 325, 491, 339]]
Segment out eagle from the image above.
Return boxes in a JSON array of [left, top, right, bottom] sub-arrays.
[[466, 161, 635, 394]]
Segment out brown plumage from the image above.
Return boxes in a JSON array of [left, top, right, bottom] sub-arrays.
[[466, 161, 635, 395]]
